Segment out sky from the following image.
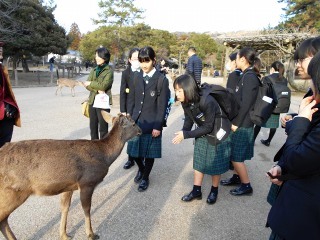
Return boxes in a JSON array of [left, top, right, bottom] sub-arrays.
[[52, 0, 286, 34]]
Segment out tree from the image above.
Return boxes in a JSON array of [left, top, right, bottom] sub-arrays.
[[93, 0, 144, 64], [67, 23, 81, 50], [1, 0, 68, 72], [277, 0, 320, 32]]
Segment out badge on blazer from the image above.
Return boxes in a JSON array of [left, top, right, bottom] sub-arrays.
[[150, 90, 155, 97]]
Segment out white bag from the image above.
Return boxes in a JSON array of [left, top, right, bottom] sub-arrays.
[[93, 93, 110, 109]]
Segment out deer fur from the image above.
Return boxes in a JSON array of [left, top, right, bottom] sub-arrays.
[[0, 112, 141, 240], [55, 78, 82, 97]]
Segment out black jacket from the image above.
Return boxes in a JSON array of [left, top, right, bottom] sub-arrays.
[[120, 67, 139, 113], [127, 70, 170, 133], [232, 67, 260, 127], [226, 69, 242, 90], [268, 106, 320, 240]]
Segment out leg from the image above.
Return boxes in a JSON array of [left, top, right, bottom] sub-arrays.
[[59, 191, 73, 240], [79, 187, 98, 240], [133, 157, 145, 183], [181, 170, 203, 202], [0, 189, 30, 240], [71, 87, 75, 97], [0, 119, 14, 148], [123, 155, 135, 170], [267, 128, 277, 143], [97, 109, 110, 139], [253, 125, 261, 142], [207, 175, 221, 204], [89, 105, 99, 140], [138, 158, 154, 192]]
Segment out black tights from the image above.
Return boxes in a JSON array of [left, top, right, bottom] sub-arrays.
[[133, 157, 155, 180], [253, 126, 277, 142]]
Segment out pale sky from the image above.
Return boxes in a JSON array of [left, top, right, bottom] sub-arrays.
[[52, 0, 286, 34]]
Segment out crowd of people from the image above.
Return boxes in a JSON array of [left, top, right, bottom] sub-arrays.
[[2, 36, 320, 239]]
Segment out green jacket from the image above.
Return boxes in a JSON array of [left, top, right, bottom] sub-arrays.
[[86, 65, 114, 105]]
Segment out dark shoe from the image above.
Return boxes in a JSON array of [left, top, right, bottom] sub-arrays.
[[230, 186, 253, 196], [207, 192, 218, 204], [134, 170, 143, 183], [220, 176, 241, 186], [181, 191, 202, 202], [138, 179, 149, 192], [260, 139, 270, 147], [123, 159, 135, 169]]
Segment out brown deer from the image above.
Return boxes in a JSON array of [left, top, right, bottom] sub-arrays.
[[55, 78, 82, 97], [0, 112, 141, 240]]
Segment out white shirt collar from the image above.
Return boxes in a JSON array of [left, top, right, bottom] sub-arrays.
[[143, 68, 156, 78], [131, 66, 140, 72]]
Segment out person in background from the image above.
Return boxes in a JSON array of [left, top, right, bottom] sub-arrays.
[[172, 74, 231, 204], [0, 41, 21, 148], [120, 47, 140, 170], [220, 47, 260, 196], [127, 46, 170, 192], [226, 52, 242, 90], [49, 56, 55, 72], [266, 51, 320, 240], [254, 61, 288, 146], [156, 58, 169, 75], [186, 47, 202, 86], [82, 46, 113, 140], [281, 36, 320, 128]]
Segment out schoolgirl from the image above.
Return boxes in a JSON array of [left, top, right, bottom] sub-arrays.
[[220, 47, 260, 196], [127, 46, 170, 192], [172, 74, 231, 204], [120, 47, 140, 169]]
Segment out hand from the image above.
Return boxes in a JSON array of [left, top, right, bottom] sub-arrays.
[[266, 165, 283, 186], [152, 129, 161, 138], [280, 114, 292, 128], [298, 96, 318, 121], [231, 124, 238, 132], [83, 81, 90, 87], [98, 90, 105, 94], [172, 131, 184, 144]]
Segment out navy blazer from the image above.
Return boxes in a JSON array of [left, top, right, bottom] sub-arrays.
[[268, 106, 320, 240], [120, 67, 140, 113], [232, 67, 260, 127], [127, 70, 170, 133]]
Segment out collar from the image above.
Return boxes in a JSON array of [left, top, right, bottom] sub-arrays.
[[143, 68, 156, 78], [131, 66, 140, 72]]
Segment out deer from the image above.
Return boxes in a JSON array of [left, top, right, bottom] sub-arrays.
[[0, 111, 142, 240], [55, 78, 82, 97]]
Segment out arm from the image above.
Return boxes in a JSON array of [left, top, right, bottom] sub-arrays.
[[120, 70, 128, 113], [86, 67, 113, 92], [232, 73, 259, 127], [153, 76, 170, 131]]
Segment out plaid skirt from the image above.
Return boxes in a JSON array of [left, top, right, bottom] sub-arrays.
[[261, 114, 280, 128], [193, 136, 231, 175], [230, 127, 254, 162], [127, 133, 162, 158]]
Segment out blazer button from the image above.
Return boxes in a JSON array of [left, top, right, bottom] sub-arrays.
[[141, 102, 143, 104], [139, 111, 141, 113], [142, 92, 144, 95]]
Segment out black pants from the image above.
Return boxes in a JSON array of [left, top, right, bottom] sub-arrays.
[[0, 118, 14, 148], [89, 105, 110, 140]]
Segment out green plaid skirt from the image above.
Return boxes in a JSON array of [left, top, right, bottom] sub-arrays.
[[193, 136, 231, 175], [261, 114, 280, 128], [127, 133, 162, 158], [230, 127, 254, 162]]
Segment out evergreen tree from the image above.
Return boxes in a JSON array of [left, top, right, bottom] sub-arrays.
[[68, 23, 81, 50]]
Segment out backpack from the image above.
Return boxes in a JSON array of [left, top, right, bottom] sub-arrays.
[[249, 76, 278, 126], [269, 78, 291, 114], [197, 83, 240, 145], [199, 83, 240, 121]]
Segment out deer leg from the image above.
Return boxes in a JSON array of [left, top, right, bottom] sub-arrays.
[[59, 191, 73, 240], [0, 189, 30, 240], [79, 186, 99, 240], [71, 87, 75, 97]]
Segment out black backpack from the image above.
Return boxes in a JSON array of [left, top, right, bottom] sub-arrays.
[[269, 78, 291, 114], [249, 76, 278, 126], [196, 83, 240, 145], [199, 83, 240, 121]]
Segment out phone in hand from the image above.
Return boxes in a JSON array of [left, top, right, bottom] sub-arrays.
[[267, 172, 277, 179]]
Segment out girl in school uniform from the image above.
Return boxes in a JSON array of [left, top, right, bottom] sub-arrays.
[[172, 74, 231, 204], [127, 46, 170, 192], [120, 47, 140, 170], [220, 47, 260, 196]]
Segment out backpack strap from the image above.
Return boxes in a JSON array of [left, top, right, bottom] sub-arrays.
[[156, 73, 166, 96]]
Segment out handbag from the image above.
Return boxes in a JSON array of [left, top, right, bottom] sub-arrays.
[[81, 100, 89, 118], [93, 93, 110, 109]]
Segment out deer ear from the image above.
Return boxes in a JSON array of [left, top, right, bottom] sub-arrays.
[[101, 111, 115, 125]]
